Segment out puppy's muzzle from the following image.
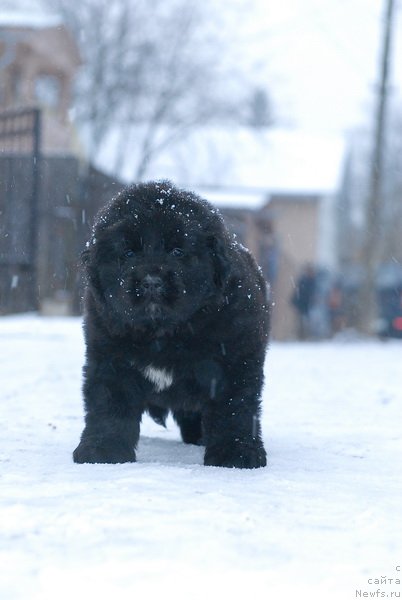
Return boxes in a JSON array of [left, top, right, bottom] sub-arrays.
[[140, 275, 163, 299]]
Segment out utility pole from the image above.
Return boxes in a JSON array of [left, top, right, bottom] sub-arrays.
[[358, 0, 396, 334]]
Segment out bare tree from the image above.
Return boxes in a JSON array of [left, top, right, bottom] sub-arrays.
[[46, 0, 265, 179]]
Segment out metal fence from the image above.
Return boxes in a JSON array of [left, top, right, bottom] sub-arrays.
[[0, 108, 125, 315], [0, 108, 41, 312]]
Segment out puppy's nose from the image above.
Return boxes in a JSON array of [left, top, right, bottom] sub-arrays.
[[141, 275, 163, 296]]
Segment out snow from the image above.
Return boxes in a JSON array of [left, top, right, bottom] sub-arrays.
[[1, 315, 401, 600]]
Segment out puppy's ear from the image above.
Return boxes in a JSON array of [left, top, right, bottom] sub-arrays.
[[208, 236, 231, 290]]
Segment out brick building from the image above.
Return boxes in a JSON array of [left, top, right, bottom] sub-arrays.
[[0, 11, 82, 154]]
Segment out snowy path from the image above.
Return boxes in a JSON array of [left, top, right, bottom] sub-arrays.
[[0, 316, 401, 599]]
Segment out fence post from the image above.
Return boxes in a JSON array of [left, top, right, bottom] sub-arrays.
[[29, 108, 41, 310]]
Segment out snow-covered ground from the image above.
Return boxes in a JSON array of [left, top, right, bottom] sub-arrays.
[[1, 316, 401, 600]]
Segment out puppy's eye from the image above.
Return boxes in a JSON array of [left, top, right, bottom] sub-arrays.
[[124, 249, 135, 258], [170, 248, 184, 257]]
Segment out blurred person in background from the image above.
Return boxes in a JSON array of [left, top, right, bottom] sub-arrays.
[[291, 264, 318, 340]]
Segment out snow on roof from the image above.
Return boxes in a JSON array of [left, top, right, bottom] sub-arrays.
[[192, 187, 267, 210], [93, 126, 345, 203], [0, 10, 62, 29]]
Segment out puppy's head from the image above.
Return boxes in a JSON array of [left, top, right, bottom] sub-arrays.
[[83, 181, 231, 334]]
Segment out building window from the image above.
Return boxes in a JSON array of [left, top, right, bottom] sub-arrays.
[[35, 74, 60, 108]]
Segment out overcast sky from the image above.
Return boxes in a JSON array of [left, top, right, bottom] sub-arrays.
[[230, 0, 402, 135], [2, 0, 401, 138]]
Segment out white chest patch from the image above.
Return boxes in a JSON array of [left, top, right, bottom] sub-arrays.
[[142, 365, 173, 392]]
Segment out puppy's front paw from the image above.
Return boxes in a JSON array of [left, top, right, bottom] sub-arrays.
[[73, 438, 136, 464], [204, 440, 267, 469]]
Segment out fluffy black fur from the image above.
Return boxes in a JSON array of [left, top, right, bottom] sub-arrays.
[[73, 181, 269, 468]]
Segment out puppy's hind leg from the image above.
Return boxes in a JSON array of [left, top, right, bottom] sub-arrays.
[[173, 410, 203, 445]]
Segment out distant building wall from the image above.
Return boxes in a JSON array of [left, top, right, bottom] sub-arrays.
[[266, 195, 320, 340]]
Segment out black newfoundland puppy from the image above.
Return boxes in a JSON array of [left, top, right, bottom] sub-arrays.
[[73, 181, 269, 468]]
